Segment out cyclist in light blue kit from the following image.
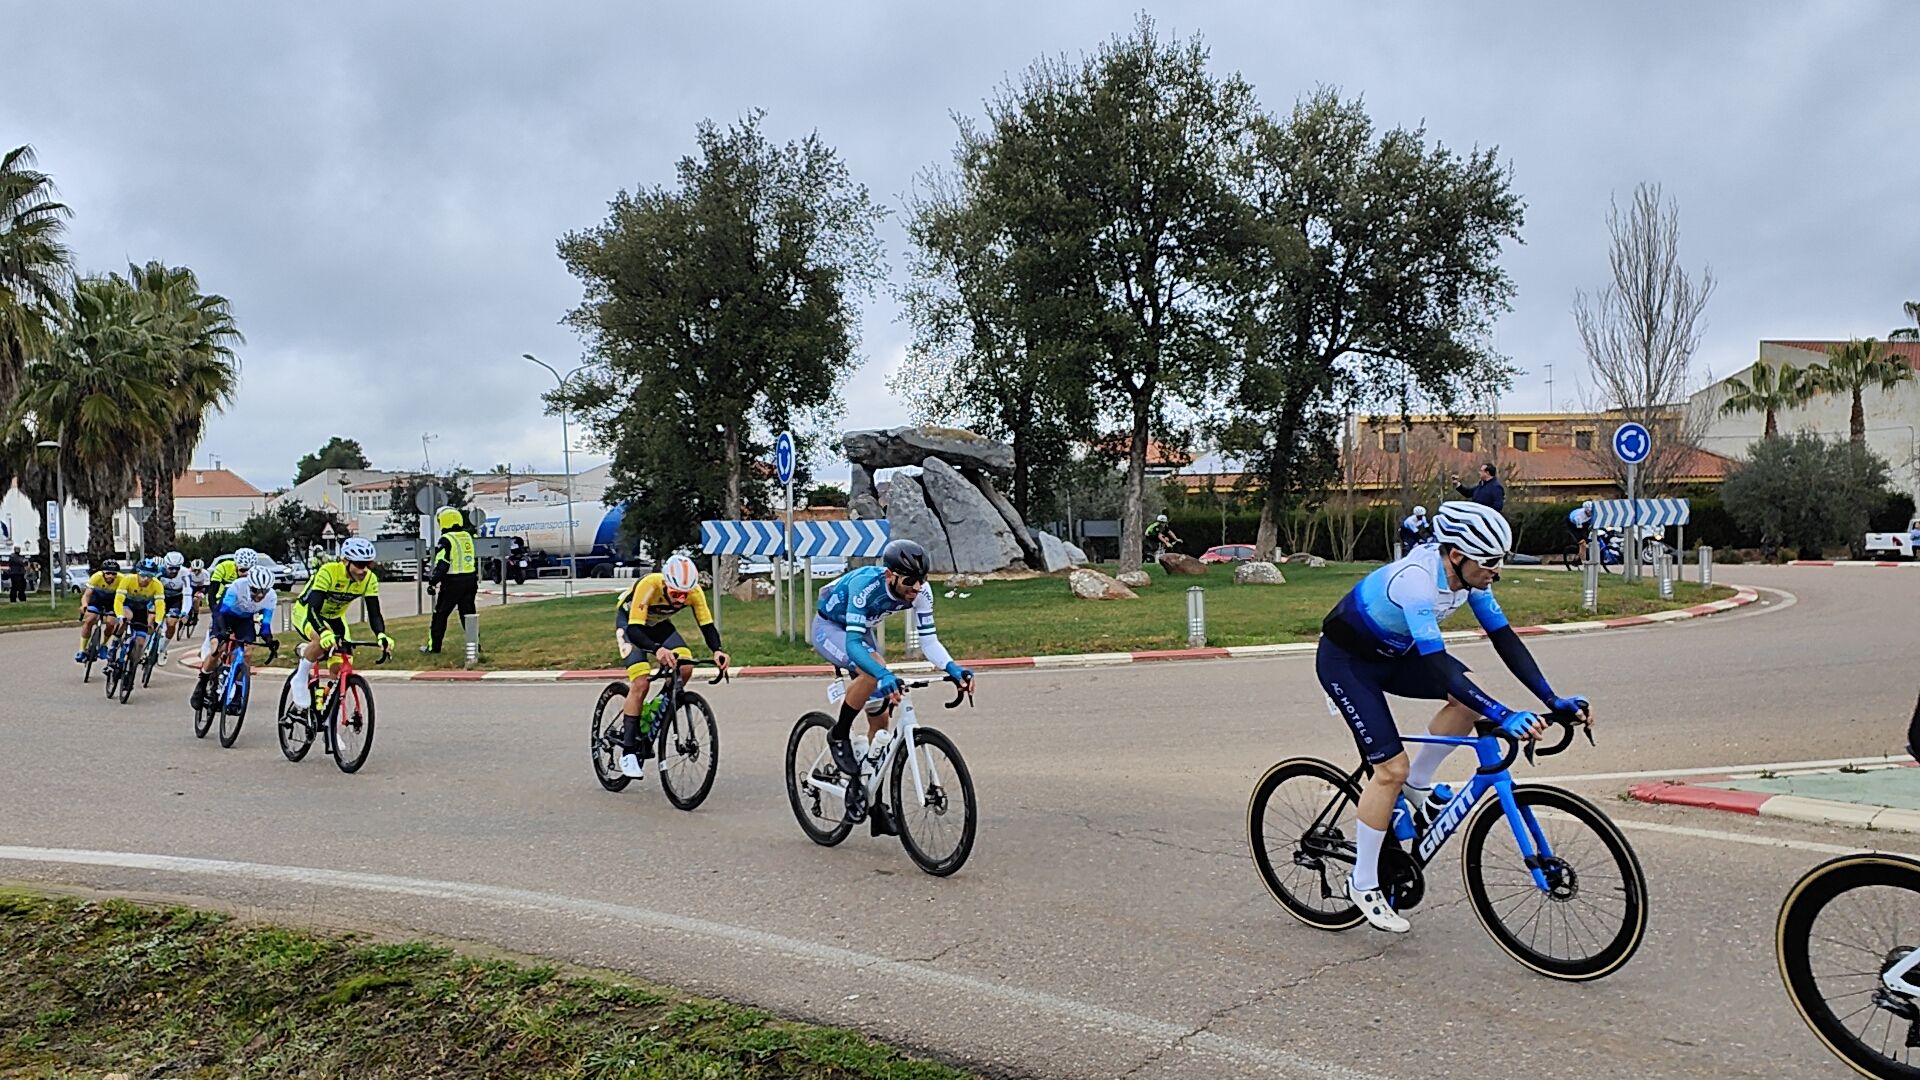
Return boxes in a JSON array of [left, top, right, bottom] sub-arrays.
[[1317, 501, 1590, 933], [812, 538, 975, 831]]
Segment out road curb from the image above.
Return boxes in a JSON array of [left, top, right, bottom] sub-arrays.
[[336, 586, 1761, 684], [0, 619, 68, 635], [1787, 560, 1920, 568], [1631, 775, 1920, 835]]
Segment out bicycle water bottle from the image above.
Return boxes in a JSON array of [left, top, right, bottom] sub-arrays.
[[639, 695, 662, 734], [867, 728, 892, 766], [1391, 797, 1417, 842]]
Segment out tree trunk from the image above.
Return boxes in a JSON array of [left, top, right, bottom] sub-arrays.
[[87, 510, 115, 567], [1764, 410, 1777, 439], [1852, 391, 1866, 445], [1118, 394, 1150, 574], [717, 425, 742, 591], [1255, 494, 1279, 561], [143, 464, 176, 553]]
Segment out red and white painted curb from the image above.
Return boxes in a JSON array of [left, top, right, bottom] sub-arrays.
[[341, 586, 1761, 684], [1631, 771, 1920, 835], [1788, 560, 1920, 568]]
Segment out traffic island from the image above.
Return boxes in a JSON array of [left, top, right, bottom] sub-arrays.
[[1632, 761, 1920, 834]]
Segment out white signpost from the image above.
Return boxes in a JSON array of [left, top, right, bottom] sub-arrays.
[[774, 432, 796, 640], [1613, 422, 1652, 583]]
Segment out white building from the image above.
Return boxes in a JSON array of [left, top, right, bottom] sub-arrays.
[[1691, 339, 1920, 499], [271, 469, 412, 535], [173, 468, 266, 537]]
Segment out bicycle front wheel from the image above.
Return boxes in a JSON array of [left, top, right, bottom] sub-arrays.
[[890, 725, 976, 877], [785, 712, 854, 847], [657, 691, 719, 811], [1778, 852, 1920, 1079], [276, 676, 315, 762], [1461, 784, 1647, 981], [218, 667, 250, 748], [589, 682, 633, 793], [1248, 757, 1365, 931], [329, 674, 376, 774]]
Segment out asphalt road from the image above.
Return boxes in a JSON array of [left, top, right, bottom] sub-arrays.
[[1, 565, 1910, 1079]]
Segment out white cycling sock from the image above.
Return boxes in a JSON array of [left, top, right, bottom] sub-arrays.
[[1352, 823, 1387, 892], [1406, 741, 1455, 792], [292, 658, 314, 707]]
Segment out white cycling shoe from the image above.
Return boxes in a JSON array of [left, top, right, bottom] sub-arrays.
[[1347, 878, 1410, 934], [618, 753, 646, 780]]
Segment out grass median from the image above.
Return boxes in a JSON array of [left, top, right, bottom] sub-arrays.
[[0, 890, 971, 1080], [0, 593, 71, 629], [313, 562, 1733, 671]]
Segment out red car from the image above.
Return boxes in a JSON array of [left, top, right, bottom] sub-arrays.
[[1200, 544, 1256, 564]]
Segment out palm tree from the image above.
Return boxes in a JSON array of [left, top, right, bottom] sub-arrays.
[[1718, 361, 1812, 438], [1810, 337, 1915, 445], [126, 261, 242, 551], [0, 144, 73, 434], [14, 275, 172, 561], [1893, 301, 1919, 342]]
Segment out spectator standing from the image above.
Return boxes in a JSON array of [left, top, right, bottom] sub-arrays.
[[1455, 463, 1505, 511]]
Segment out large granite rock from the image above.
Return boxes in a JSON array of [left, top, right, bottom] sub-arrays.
[[920, 457, 1023, 573], [966, 468, 1044, 567], [1158, 552, 1209, 576], [848, 464, 881, 521], [1063, 541, 1089, 565], [885, 473, 957, 574], [945, 573, 984, 588], [1069, 568, 1137, 600], [729, 577, 776, 602], [843, 426, 1014, 475], [1233, 561, 1287, 585], [1032, 529, 1079, 573], [1116, 570, 1152, 588]]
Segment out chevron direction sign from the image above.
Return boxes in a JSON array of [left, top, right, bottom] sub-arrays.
[[1592, 498, 1690, 530], [790, 519, 890, 558], [699, 520, 787, 556]]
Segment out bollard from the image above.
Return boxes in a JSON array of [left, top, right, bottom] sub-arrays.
[[905, 612, 923, 659], [464, 613, 479, 668], [1700, 546, 1713, 588], [1582, 556, 1599, 613], [1391, 542, 1404, 562], [1656, 551, 1674, 600], [1186, 586, 1207, 648]]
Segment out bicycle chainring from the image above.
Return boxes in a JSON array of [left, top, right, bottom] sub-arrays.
[[1380, 845, 1424, 911]]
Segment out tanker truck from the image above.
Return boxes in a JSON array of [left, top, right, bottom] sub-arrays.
[[475, 501, 640, 580]]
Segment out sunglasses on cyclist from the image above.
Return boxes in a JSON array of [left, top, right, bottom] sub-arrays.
[[346, 560, 372, 570], [1470, 554, 1504, 571]]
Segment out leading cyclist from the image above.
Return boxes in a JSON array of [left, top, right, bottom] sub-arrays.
[[810, 538, 974, 831], [286, 537, 392, 721], [1317, 501, 1590, 933]]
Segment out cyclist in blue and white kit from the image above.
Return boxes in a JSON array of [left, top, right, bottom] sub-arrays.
[[1318, 501, 1590, 933], [812, 539, 975, 830], [190, 565, 279, 713]]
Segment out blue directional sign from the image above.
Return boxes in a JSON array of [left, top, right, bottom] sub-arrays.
[[774, 431, 795, 486], [699, 519, 787, 556], [1593, 499, 1690, 530], [1613, 422, 1651, 466], [790, 520, 891, 558]]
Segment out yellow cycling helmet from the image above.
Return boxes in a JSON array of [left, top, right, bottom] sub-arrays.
[[436, 506, 465, 530]]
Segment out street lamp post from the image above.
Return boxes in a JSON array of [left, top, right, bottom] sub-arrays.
[[35, 439, 66, 610], [523, 353, 586, 597]]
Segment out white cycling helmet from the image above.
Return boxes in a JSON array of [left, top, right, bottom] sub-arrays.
[[1412, 505, 1426, 517], [340, 537, 377, 563], [164, 550, 185, 568], [1156, 513, 1169, 523], [1432, 501, 1512, 563], [234, 548, 258, 571], [245, 565, 275, 591], [190, 558, 205, 570], [661, 553, 698, 593]]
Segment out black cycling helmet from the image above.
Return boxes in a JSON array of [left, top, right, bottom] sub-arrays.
[[881, 538, 930, 582], [100, 559, 121, 574]]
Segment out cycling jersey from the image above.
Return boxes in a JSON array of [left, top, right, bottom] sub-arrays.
[[208, 556, 238, 604], [213, 583, 276, 643], [615, 572, 720, 652], [113, 576, 166, 620], [293, 560, 386, 638], [83, 571, 125, 610], [1323, 544, 1508, 659], [814, 565, 955, 679], [160, 568, 194, 617]]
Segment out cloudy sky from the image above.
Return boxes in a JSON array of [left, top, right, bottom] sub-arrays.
[[6, 1, 1913, 491]]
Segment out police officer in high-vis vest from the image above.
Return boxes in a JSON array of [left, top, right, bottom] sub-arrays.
[[423, 505, 479, 654]]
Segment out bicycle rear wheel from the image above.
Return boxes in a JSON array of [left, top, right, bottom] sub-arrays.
[[891, 725, 976, 876], [118, 639, 137, 704], [1247, 757, 1366, 931], [589, 682, 633, 793], [218, 666, 250, 748], [193, 661, 218, 739], [329, 674, 375, 774], [785, 712, 854, 847], [1461, 784, 1647, 981], [657, 690, 719, 811], [140, 635, 158, 688], [1778, 852, 1920, 1079], [276, 676, 314, 762]]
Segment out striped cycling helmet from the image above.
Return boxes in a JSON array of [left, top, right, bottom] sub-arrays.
[[1431, 501, 1512, 563]]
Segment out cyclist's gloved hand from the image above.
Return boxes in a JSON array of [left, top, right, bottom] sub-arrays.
[[945, 662, 974, 690], [376, 632, 394, 651], [874, 671, 903, 699], [318, 628, 337, 651], [1500, 710, 1547, 740], [1549, 695, 1589, 719]]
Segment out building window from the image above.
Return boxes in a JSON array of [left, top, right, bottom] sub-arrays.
[[211, 511, 221, 523], [1573, 429, 1595, 452], [1381, 430, 1403, 454], [1455, 429, 1476, 453], [1510, 430, 1534, 452]]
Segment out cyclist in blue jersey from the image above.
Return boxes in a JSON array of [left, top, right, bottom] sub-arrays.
[[1318, 501, 1590, 933], [811, 538, 975, 829], [190, 565, 280, 712]]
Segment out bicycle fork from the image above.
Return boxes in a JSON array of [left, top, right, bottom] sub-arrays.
[[1491, 781, 1565, 896]]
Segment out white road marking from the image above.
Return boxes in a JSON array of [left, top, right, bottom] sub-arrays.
[[0, 845, 1388, 1080]]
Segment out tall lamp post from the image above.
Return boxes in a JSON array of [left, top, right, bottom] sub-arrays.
[[35, 439, 67, 610], [523, 353, 587, 597]]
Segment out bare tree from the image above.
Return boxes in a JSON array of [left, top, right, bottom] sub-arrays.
[[1573, 183, 1716, 494]]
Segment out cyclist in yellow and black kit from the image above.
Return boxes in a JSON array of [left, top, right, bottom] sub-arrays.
[[286, 536, 392, 720], [610, 553, 729, 779], [109, 558, 167, 666], [75, 559, 125, 662]]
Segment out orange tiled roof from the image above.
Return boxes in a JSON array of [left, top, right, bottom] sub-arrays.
[[172, 469, 263, 499]]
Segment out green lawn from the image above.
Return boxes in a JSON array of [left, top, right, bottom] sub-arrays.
[[0, 591, 74, 629], [335, 562, 1732, 671], [0, 890, 970, 1080]]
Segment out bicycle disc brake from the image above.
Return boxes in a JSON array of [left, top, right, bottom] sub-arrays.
[[1526, 855, 1579, 901], [1380, 846, 1425, 911]]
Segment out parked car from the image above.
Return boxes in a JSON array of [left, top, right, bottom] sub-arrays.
[[1199, 544, 1256, 564], [253, 555, 307, 590], [740, 558, 849, 580]]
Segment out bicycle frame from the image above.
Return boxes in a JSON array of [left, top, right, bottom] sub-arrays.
[[215, 635, 254, 711], [807, 684, 944, 808], [1886, 943, 1920, 997]]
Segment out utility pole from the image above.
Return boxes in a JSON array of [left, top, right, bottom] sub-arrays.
[[421, 432, 440, 473], [1545, 361, 1555, 413]]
